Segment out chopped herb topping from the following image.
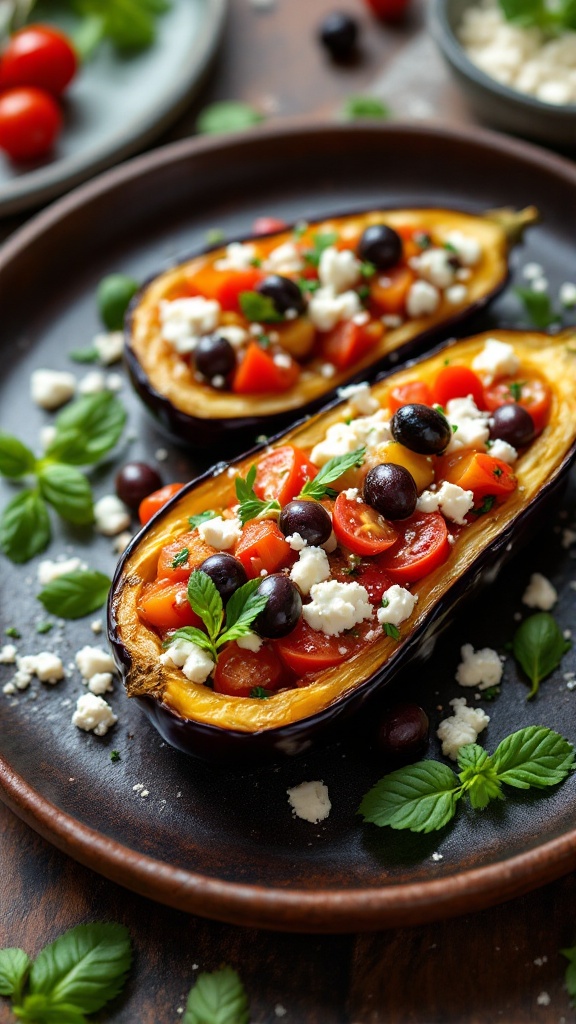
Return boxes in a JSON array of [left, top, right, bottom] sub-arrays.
[[110, 750, 121, 762], [303, 231, 339, 268], [189, 510, 217, 530], [508, 381, 524, 401], [36, 622, 53, 634], [471, 495, 497, 517], [299, 447, 365, 501], [250, 687, 270, 699], [5, 627, 21, 639], [68, 347, 100, 364], [171, 547, 190, 569], [239, 291, 284, 323], [382, 622, 400, 640], [235, 466, 281, 526]]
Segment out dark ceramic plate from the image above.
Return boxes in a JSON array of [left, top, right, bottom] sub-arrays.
[[0, 0, 227, 216], [1, 123, 576, 933]]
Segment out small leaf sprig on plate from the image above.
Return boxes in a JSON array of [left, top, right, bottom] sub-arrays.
[[512, 612, 572, 699], [38, 569, 112, 620], [359, 726, 575, 834], [183, 966, 250, 1024], [500, 0, 576, 33], [166, 570, 268, 664], [0, 392, 126, 564]]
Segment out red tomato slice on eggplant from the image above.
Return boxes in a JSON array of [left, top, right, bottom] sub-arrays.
[[376, 511, 450, 584], [333, 492, 398, 557], [321, 319, 384, 371], [483, 376, 552, 435], [138, 579, 202, 632], [276, 619, 363, 676], [156, 532, 216, 582], [387, 380, 433, 414], [234, 520, 291, 578], [139, 483, 185, 525], [232, 341, 299, 394], [254, 445, 318, 504], [432, 365, 485, 410], [213, 642, 285, 696]]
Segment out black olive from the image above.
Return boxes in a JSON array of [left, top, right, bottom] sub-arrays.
[[194, 334, 236, 381], [318, 11, 359, 60], [358, 224, 403, 270], [279, 500, 332, 546], [363, 463, 417, 520], [375, 703, 430, 764], [391, 403, 452, 455], [489, 403, 535, 449], [115, 461, 163, 510], [256, 274, 306, 317], [198, 554, 248, 604], [253, 574, 302, 639]]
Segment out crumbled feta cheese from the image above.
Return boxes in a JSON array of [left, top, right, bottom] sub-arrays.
[[197, 515, 242, 551], [37, 557, 83, 586], [72, 693, 117, 736], [523, 262, 544, 281], [406, 280, 440, 318], [382, 313, 403, 328], [445, 284, 468, 305], [263, 241, 303, 275], [78, 370, 107, 395], [0, 644, 17, 664], [530, 276, 548, 293], [377, 585, 418, 627], [94, 494, 131, 536], [160, 638, 214, 684], [522, 572, 558, 610], [159, 297, 221, 355], [308, 288, 361, 332], [236, 632, 263, 653], [536, 992, 551, 1007], [286, 532, 307, 551], [113, 531, 133, 554], [436, 697, 490, 760], [91, 620, 103, 635], [343, 487, 359, 500], [560, 282, 576, 308], [472, 338, 520, 383], [290, 545, 331, 595], [18, 652, 64, 684], [214, 242, 257, 272], [217, 324, 249, 349], [446, 396, 490, 453], [287, 780, 331, 823], [320, 362, 336, 378], [75, 646, 116, 680], [302, 579, 372, 636], [310, 410, 392, 466], [337, 381, 380, 415], [562, 528, 576, 549], [412, 248, 456, 289], [488, 438, 518, 464], [417, 481, 474, 524], [456, 643, 504, 689], [273, 352, 292, 369], [318, 246, 361, 293], [88, 672, 113, 695], [31, 369, 76, 410], [443, 231, 481, 267], [93, 331, 124, 365]]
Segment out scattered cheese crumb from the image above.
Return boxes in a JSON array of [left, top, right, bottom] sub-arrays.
[[522, 572, 558, 611], [31, 369, 76, 410], [197, 515, 242, 551], [113, 531, 133, 555], [337, 381, 379, 416], [37, 557, 83, 586], [536, 992, 551, 1007], [436, 697, 490, 761], [289, 545, 331, 596], [75, 646, 116, 680], [456, 643, 503, 690], [431, 851, 443, 862], [18, 652, 64, 684], [93, 331, 124, 365], [72, 693, 117, 736], [287, 781, 331, 823], [94, 495, 131, 536], [471, 338, 520, 383], [377, 584, 418, 627], [0, 645, 17, 664], [88, 672, 113, 695], [302, 579, 372, 636], [91, 620, 103, 635]]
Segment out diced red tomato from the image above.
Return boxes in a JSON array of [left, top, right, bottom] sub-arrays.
[[234, 520, 291, 578], [232, 342, 300, 394], [387, 380, 433, 414], [350, 563, 394, 605], [320, 319, 384, 371], [213, 642, 285, 696], [377, 512, 450, 583], [441, 451, 516, 502], [216, 269, 264, 312], [276, 619, 362, 675], [254, 445, 318, 504], [156, 532, 216, 582], [138, 579, 201, 632], [482, 376, 552, 435], [138, 483, 185, 526], [432, 365, 485, 410], [333, 492, 398, 557], [251, 216, 288, 235], [370, 266, 415, 315]]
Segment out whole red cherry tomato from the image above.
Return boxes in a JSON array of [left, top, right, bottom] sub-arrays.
[[0, 87, 61, 160], [0, 25, 77, 95], [363, 0, 410, 21]]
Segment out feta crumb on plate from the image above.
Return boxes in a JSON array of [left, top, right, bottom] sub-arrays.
[[75, 645, 116, 680], [436, 697, 490, 761], [93, 330, 124, 365], [72, 693, 117, 736], [37, 557, 84, 586], [287, 780, 331, 823], [94, 495, 131, 536], [522, 572, 558, 611], [31, 369, 76, 410], [456, 643, 503, 690]]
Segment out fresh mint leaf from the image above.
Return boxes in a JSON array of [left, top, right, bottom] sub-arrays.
[[38, 570, 111, 620], [68, 348, 100, 364], [166, 627, 217, 660], [492, 726, 575, 789], [196, 101, 264, 135], [562, 945, 576, 1006], [300, 447, 365, 501], [189, 510, 217, 530], [183, 966, 250, 1024], [38, 464, 94, 526], [0, 434, 36, 479], [13, 994, 88, 1023], [0, 948, 30, 999], [358, 761, 461, 833], [187, 571, 224, 641], [235, 466, 280, 526], [457, 744, 503, 810], [512, 612, 571, 699], [515, 287, 560, 329], [238, 291, 283, 323], [219, 580, 268, 645], [28, 922, 131, 1015], [0, 489, 51, 564], [97, 274, 139, 331], [342, 95, 391, 120], [45, 393, 126, 466]]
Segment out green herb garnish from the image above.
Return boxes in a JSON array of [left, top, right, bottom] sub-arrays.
[[515, 287, 560, 330], [303, 231, 339, 268], [562, 945, 576, 1006], [196, 101, 264, 135], [171, 547, 190, 569], [68, 347, 100, 364], [512, 612, 572, 699], [110, 750, 121, 763], [189, 510, 217, 530], [382, 622, 400, 640], [205, 228, 225, 246], [298, 278, 321, 294], [38, 570, 112, 620], [183, 965, 250, 1024], [471, 495, 497, 517], [359, 726, 575, 834], [238, 291, 284, 323], [235, 465, 280, 526], [508, 380, 524, 401], [5, 627, 21, 639], [299, 447, 365, 501], [499, 0, 576, 33], [97, 273, 139, 331], [342, 95, 391, 121], [168, 572, 268, 664], [36, 622, 53, 635], [250, 687, 270, 700]]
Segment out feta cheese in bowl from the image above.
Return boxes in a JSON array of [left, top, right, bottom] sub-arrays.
[[430, 0, 576, 144]]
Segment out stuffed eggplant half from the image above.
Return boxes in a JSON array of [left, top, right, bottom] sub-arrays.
[[110, 329, 576, 764], [125, 206, 537, 445]]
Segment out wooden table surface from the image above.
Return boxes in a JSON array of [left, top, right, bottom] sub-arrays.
[[2, 1, 576, 1022]]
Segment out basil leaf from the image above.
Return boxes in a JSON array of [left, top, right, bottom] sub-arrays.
[[0, 948, 30, 998], [515, 288, 559, 330], [238, 291, 284, 323], [0, 433, 36, 479], [562, 946, 576, 1006], [38, 464, 94, 526], [342, 95, 390, 120], [492, 726, 575, 789], [13, 994, 88, 1023], [28, 922, 131, 1014], [97, 274, 139, 331], [166, 628, 216, 659], [187, 571, 224, 642], [219, 579, 268, 645], [457, 745, 503, 810], [358, 761, 461, 833], [196, 101, 264, 135], [183, 966, 250, 1024], [512, 612, 571, 698], [38, 570, 111, 620], [68, 348, 100, 364], [300, 447, 365, 501], [235, 466, 281, 526], [0, 489, 51, 563], [46, 393, 126, 466], [189, 510, 217, 530]]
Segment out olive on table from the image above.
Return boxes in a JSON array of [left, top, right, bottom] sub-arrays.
[[194, 334, 236, 382], [115, 461, 163, 510], [363, 463, 417, 520], [198, 553, 248, 603], [489, 403, 535, 448], [391, 403, 452, 455], [256, 274, 306, 317], [279, 500, 332, 546], [358, 224, 403, 270], [318, 12, 359, 60], [254, 574, 302, 639], [375, 703, 430, 763]]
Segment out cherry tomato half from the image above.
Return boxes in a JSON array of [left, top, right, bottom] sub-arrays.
[[363, 0, 410, 21], [251, 216, 288, 235], [0, 86, 61, 161], [432, 365, 485, 410], [387, 380, 433, 414], [483, 376, 552, 435], [138, 483, 186, 525], [0, 25, 77, 95], [377, 511, 450, 584], [137, 579, 201, 632], [254, 445, 318, 505], [276, 618, 363, 676], [213, 642, 285, 697], [333, 492, 398, 556]]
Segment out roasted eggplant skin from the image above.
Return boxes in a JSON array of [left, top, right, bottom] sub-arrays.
[[124, 206, 537, 448], [109, 330, 576, 765]]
